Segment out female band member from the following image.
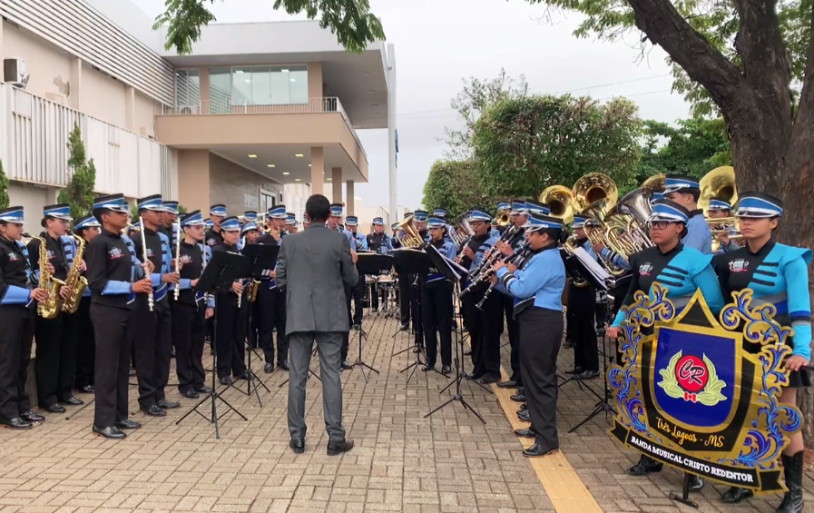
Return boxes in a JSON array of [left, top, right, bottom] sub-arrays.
[[606, 199, 724, 491], [491, 214, 567, 457], [713, 192, 809, 513], [422, 217, 458, 374]]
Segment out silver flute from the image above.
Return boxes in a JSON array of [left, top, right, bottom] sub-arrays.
[[139, 216, 154, 312], [173, 221, 181, 301]]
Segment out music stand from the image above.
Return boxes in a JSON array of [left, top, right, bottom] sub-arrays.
[[391, 248, 431, 384], [176, 251, 250, 439], [351, 253, 392, 381]]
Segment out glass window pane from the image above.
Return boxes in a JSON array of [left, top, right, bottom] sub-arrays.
[[251, 67, 271, 105], [289, 69, 308, 104], [232, 67, 252, 106], [187, 69, 200, 106], [269, 67, 290, 105], [209, 66, 231, 113]]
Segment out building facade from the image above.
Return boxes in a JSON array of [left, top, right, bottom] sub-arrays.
[[0, 0, 397, 223]]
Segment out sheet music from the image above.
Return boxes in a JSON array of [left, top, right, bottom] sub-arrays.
[[573, 247, 611, 285], [443, 255, 468, 280]]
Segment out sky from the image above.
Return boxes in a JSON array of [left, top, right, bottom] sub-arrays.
[[134, 0, 691, 210]]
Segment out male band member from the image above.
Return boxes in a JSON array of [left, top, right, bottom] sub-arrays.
[[346, 216, 368, 327], [410, 210, 430, 351], [0, 207, 48, 429], [172, 211, 212, 399], [286, 213, 299, 234], [366, 217, 392, 312], [394, 213, 412, 330], [205, 205, 227, 247], [328, 204, 355, 370], [257, 206, 290, 372], [422, 217, 457, 374], [28, 204, 82, 414], [161, 201, 180, 246], [210, 216, 249, 384], [72, 215, 101, 395], [565, 215, 601, 380], [664, 174, 713, 254], [707, 199, 740, 253], [242, 217, 262, 350], [134, 195, 179, 416], [85, 194, 151, 438], [278, 194, 358, 456]]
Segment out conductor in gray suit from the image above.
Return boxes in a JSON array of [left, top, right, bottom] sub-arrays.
[[276, 194, 359, 455]]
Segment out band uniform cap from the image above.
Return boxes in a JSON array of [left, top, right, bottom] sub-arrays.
[[510, 199, 527, 214], [427, 216, 445, 229], [664, 174, 700, 194], [129, 221, 141, 232], [708, 199, 732, 211], [220, 216, 241, 232], [585, 218, 599, 228], [0, 206, 25, 224], [43, 203, 72, 222], [372, 217, 384, 225], [162, 201, 179, 214], [181, 210, 205, 227], [524, 214, 563, 232], [241, 222, 259, 234], [403, 212, 412, 219], [651, 191, 665, 202], [93, 194, 129, 219], [267, 205, 287, 219], [204, 218, 214, 229], [346, 216, 359, 226], [137, 194, 165, 212], [413, 210, 429, 222], [496, 202, 511, 212], [243, 211, 258, 222], [735, 191, 784, 218], [572, 215, 588, 229], [391, 222, 400, 230], [649, 199, 690, 224], [329, 204, 344, 218], [210, 204, 227, 217], [285, 213, 296, 225], [525, 200, 550, 216], [432, 208, 447, 218], [73, 214, 101, 231], [468, 208, 492, 222]]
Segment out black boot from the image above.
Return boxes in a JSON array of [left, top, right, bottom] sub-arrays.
[[721, 486, 753, 504], [625, 455, 663, 476], [777, 451, 804, 513]]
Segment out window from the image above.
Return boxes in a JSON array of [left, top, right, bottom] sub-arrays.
[[175, 69, 200, 110], [209, 67, 232, 114], [212, 65, 308, 108], [260, 191, 275, 213]]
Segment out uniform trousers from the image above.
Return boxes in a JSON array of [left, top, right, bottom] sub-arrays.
[[519, 307, 562, 451], [171, 301, 206, 394], [248, 298, 260, 349], [463, 290, 502, 379], [133, 295, 172, 409], [90, 303, 131, 428], [397, 273, 411, 326], [215, 293, 248, 379], [74, 296, 95, 389], [421, 280, 453, 367], [0, 306, 34, 420], [351, 276, 365, 326], [34, 311, 77, 407], [257, 285, 288, 365], [502, 293, 521, 385], [342, 285, 352, 361], [569, 285, 598, 372], [370, 282, 380, 311]]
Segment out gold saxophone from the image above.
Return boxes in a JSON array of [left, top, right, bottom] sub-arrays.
[[61, 234, 88, 314], [249, 279, 261, 303], [31, 236, 65, 319]]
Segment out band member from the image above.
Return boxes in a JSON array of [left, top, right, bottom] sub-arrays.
[[391, 221, 401, 248], [707, 199, 740, 254], [422, 217, 457, 374], [258, 206, 290, 372], [459, 208, 502, 384], [328, 204, 355, 369], [27, 204, 82, 414], [286, 213, 298, 234], [346, 216, 368, 327], [393, 214, 411, 329], [210, 216, 249, 384], [205, 204, 227, 247], [492, 213, 566, 456], [242, 221, 262, 350], [73, 215, 102, 395], [606, 199, 724, 490], [172, 211, 212, 399], [161, 201, 180, 246], [367, 218, 392, 312], [86, 194, 151, 438], [134, 195, 179, 416], [664, 174, 712, 255], [413, 210, 430, 243], [713, 192, 809, 511]]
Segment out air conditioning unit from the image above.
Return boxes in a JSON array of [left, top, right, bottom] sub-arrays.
[[4, 58, 27, 86], [179, 105, 199, 115]]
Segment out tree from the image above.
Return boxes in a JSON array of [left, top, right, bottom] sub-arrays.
[[444, 69, 529, 160], [525, 0, 814, 444], [154, 0, 384, 54], [473, 95, 643, 200], [57, 123, 96, 220], [422, 160, 489, 219], [0, 160, 9, 210]]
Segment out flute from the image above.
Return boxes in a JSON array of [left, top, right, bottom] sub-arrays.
[[139, 216, 154, 312], [173, 221, 181, 301]]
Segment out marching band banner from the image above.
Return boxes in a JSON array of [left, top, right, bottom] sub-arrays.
[[609, 284, 802, 493]]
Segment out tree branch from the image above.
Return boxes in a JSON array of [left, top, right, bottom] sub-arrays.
[[786, 3, 814, 185], [625, 0, 749, 112]]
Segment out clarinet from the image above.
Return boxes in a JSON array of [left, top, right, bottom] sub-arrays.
[[173, 221, 181, 301], [139, 216, 154, 312], [475, 244, 532, 310]]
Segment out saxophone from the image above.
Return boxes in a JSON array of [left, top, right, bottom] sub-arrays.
[[61, 234, 87, 314], [31, 236, 65, 319]]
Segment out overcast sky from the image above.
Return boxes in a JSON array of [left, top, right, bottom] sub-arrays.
[[135, 0, 690, 210]]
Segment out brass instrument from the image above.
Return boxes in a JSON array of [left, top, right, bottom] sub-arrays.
[[60, 233, 88, 314], [699, 166, 741, 252], [451, 213, 474, 249], [31, 236, 65, 319], [249, 279, 261, 303], [641, 173, 666, 193], [572, 172, 618, 214], [539, 185, 576, 224], [494, 210, 511, 228], [396, 215, 424, 248]]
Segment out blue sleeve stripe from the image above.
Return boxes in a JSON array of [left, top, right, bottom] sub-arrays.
[[151, 273, 162, 287], [1, 285, 30, 305], [102, 281, 131, 295], [789, 310, 811, 320], [179, 278, 192, 290]]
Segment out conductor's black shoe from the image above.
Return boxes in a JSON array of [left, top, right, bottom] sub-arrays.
[[141, 404, 166, 417], [510, 393, 526, 403], [517, 405, 528, 414], [497, 380, 517, 388], [77, 385, 94, 394], [181, 389, 199, 399], [264, 362, 274, 374], [0, 417, 32, 429], [93, 425, 125, 439], [60, 396, 84, 406], [289, 438, 305, 454], [480, 375, 500, 385], [422, 364, 436, 372], [20, 411, 44, 423], [441, 365, 451, 375], [400, 323, 409, 331], [721, 487, 753, 503], [688, 475, 704, 492], [115, 419, 142, 430], [157, 399, 180, 410], [278, 361, 290, 371], [43, 404, 66, 414], [626, 455, 663, 476], [578, 370, 600, 380], [341, 360, 353, 370], [517, 410, 530, 422], [514, 428, 537, 438], [327, 439, 355, 456], [565, 367, 584, 375], [196, 385, 213, 394], [523, 444, 557, 457]]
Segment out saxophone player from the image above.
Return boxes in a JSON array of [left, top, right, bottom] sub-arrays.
[[27, 204, 82, 415], [72, 215, 101, 395], [257, 206, 290, 372], [0, 206, 49, 429]]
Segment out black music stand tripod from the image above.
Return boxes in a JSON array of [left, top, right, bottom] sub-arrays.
[[176, 251, 250, 439], [391, 249, 431, 383], [351, 253, 392, 382]]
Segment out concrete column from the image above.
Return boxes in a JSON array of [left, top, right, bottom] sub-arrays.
[[178, 149, 211, 215], [310, 147, 324, 195], [199, 66, 210, 113], [69, 57, 82, 110], [346, 180, 355, 216], [124, 85, 135, 132], [331, 168, 342, 204], [387, 44, 398, 223]]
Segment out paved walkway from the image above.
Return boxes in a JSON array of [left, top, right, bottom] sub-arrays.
[[0, 313, 811, 513]]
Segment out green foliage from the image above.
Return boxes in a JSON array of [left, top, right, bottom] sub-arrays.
[[422, 161, 488, 219], [154, 0, 385, 54], [473, 95, 643, 199], [178, 205, 188, 214], [0, 160, 9, 210], [57, 123, 96, 220]]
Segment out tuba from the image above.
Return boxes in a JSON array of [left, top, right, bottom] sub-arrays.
[[539, 185, 576, 224], [451, 212, 474, 249], [572, 172, 618, 214], [699, 166, 740, 252], [494, 210, 511, 228], [396, 215, 424, 248], [60, 233, 88, 314], [31, 236, 65, 319]]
